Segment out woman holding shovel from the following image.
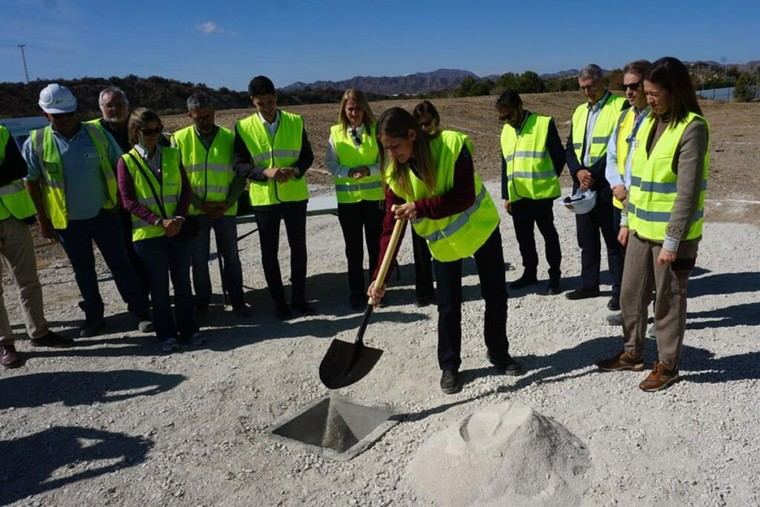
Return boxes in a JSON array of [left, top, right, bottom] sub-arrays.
[[367, 107, 523, 394]]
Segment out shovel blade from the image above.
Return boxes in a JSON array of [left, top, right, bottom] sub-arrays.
[[319, 339, 384, 389]]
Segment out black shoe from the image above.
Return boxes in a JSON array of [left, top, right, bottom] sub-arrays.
[[543, 278, 562, 295], [349, 295, 365, 310], [488, 352, 524, 376], [509, 273, 538, 290], [607, 295, 621, 311], [275, 300, 293, 320], [440, 369, 462, 394], [31, 331, 75, 348], [79, 318, 105, 338], [180, 331, 205, 347], [291, 300, 316, 315], [232, 304, 252, 318], [414, 293, 435, 307], [565, 288, 600, 300]]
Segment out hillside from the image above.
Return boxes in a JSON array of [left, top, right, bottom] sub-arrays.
[[282, 68, 478, 95], [0, 76, 390, 119]]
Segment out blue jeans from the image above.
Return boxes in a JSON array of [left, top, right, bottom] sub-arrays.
[[133, 235, 198, 339], [56, 210, 149, 322], [190, 215, 245, 307]]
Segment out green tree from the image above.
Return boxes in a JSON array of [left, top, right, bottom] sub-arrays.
[[734, 72, 756, 102], [517, 71, 545, 93]]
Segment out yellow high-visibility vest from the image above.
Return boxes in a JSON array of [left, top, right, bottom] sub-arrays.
[[571, 93, 627, 166], [628, 112, 709, 241], [172, 125, 237, 216], [385, 130, 499, 262], [30, 124, 117, 230], [500, 113, 560, 202], [330, 123, 383, 203], [0, 126, 36, 221], [235, 111, 309, 206], [121, 146, 183, 242]]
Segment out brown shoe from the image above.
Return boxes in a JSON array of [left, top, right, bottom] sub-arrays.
[[0, 344, 23, 368], [639, 362, 680, 392], [597, 351, 644, 371]]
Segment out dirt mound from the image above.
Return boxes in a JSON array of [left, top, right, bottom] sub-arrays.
[[406, 401, 592, 507]]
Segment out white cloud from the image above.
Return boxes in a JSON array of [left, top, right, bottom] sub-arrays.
[[196, 21, 234, 35]]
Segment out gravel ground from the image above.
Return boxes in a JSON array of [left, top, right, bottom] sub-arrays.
[[1, 177, 758, 506]]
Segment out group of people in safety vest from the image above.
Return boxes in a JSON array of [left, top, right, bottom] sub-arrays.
[[0, 56, 708, 395]]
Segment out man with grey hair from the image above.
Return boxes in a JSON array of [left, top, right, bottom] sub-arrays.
[[565, 64, 628, 310], [88, 86, 131, 153], [172, 93, 249, 316], [85, 85, 153, 300]]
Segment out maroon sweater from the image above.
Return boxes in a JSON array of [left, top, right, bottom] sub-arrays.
[[116, 157, 191, 226], [373, 147, 475, 281]]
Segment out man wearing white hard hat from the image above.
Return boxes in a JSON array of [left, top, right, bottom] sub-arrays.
[[564, 65, 628, 311], [22, 83, 152, 338]]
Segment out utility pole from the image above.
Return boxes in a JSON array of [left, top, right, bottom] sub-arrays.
[[17, 44, 30, 83]]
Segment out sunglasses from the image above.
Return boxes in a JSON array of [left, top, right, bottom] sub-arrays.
[[140, 126, 163, 135], [622, 82, 641, 91], [51, 111, 75, 118]]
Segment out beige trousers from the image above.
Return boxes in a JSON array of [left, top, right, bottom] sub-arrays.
[[0, 218, 48, 344], [621, 231, 699, 369]]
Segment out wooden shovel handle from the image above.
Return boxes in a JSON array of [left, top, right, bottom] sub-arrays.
[[369, 218, 406, 305]]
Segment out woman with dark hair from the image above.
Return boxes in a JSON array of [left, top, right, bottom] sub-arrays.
[[325, 89, 384, 310], [117, 108, 199, 352], [597, 57, 709, 392], [408, 101, 442, 307], [368, 107, 522, 394], [412, 100, 441, 136]]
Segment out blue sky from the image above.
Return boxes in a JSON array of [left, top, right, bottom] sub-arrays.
[[1, 0, 758, 90]]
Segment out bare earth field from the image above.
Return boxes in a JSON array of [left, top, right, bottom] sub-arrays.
[[1, 93, 760, 506]]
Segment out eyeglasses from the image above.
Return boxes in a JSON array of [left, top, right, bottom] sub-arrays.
[[51, 111, 74, 118], [140, 126, 163, 135], [622, 82, 641, 91]]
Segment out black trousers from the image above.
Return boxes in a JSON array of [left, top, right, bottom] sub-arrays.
[[119, 208, 150, 298], [412, 227, 435, 298], [575, 190, 623, 295], [337, 200, 384, 300], [510, 197, 561, 280], [433, 228, 509, 371], [253, 200, 308, 304]]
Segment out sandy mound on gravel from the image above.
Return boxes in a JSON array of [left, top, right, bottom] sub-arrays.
[[407, 401, 592, 506]]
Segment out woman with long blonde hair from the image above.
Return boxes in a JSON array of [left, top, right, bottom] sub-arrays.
[[325, 89, 385, 310]]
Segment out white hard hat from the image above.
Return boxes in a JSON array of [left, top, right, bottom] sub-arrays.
[[562, 188, 597, 215], [38, 83, 77, 114]]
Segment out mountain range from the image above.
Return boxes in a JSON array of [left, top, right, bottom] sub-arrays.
[[284, 62, 760, 96]]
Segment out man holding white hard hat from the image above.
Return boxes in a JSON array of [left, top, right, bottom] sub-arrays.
[[564, 65, 628, 311]]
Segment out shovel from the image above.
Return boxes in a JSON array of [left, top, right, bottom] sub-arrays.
[[319, 217, 407, 389]]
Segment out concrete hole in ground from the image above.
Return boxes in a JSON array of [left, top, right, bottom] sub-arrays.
[[269, 394, 398, 459]]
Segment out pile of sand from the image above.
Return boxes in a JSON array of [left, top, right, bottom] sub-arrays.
[[406, 401, 592, 506]]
